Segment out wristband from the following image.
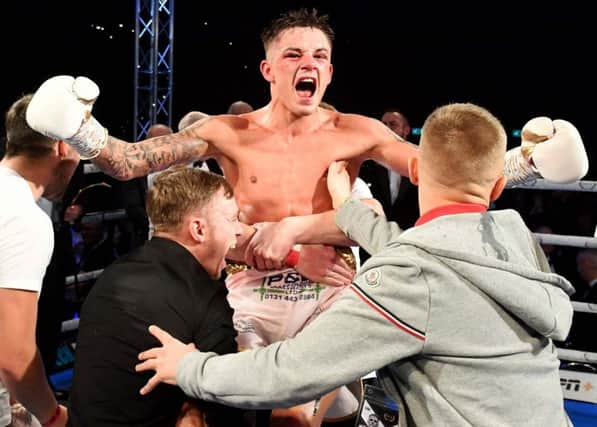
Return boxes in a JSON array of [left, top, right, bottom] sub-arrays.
[[42, 405, 61, 427], [284, 249, 300, 268], [71, 116, 108, 160]]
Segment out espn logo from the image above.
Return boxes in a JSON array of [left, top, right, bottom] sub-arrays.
[[561, 378, 581, 392], [560, 370, 597, 404]]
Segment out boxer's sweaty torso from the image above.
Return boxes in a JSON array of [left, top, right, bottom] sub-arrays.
[[198, 110, 384, 224]]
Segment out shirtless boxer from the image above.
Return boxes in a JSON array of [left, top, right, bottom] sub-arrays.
[[26, 8, 588, 426]]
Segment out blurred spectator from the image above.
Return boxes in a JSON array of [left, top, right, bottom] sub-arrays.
[[562, 249, 597, 353], [359, 108, 419, 264], [526, 214, 580, 292], [178, 111, 209, 131], [359, 108, 419, 230], [227, 100, 254, 115], [576, 249, 597, 303], [75, 221, 118, 273], [35, 164, 83, 378]]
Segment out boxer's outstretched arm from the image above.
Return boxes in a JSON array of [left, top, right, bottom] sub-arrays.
[[94, 132, 210, 180], [364, 119, 419, 177], [26, 75, 215, 181]]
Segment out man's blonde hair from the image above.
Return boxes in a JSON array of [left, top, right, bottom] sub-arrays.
[[420, 103, 506, 186], [147, 168, 233, 233]]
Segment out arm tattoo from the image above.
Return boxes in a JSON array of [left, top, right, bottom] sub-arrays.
[[92, 130, 209, 180]]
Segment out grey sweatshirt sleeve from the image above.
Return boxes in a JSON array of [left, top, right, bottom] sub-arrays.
[[176, 268, 428, 409], [336, 199, 403, 256]]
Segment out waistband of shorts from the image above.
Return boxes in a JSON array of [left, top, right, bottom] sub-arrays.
[[225, 246, 356, 276]]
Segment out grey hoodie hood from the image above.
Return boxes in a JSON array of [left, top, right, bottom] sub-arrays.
[[394, 209, 574, 341]]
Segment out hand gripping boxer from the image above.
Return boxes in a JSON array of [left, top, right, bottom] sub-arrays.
[[505, 116, 588, 185], [26, 75, 107, 159]]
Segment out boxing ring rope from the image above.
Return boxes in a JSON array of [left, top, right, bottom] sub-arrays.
[[534, 233, 597, 249], [508, 178, 597, 193], [83, 163, 102, 175], [61, 317, 80, 333], [506, 178, 597, 407], [59, 178, 597, 364], [561, 302, 597, 365], [558, 348, 597, 364], [508, 178, 597, 246], [64, 269, 104, 286], [80, 209, 127, 225], [572, 301, 597, 314]]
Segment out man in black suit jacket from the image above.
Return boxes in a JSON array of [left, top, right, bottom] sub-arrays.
[[359, 109, 419, 262], [68, 168, 255, 426], [576, 249, 597, 302]]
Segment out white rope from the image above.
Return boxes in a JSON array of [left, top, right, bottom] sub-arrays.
[[83, 163, 101, 174], [571, 301, 597, 313], [80, 208, 127, 224], [557, 348, 597, 364], [508, 178, 597, 192], [533, 233, 597, 249], [65, 268, 104, 285], [61, 317, 80, 333]]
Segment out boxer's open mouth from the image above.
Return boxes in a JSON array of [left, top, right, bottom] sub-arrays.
[[295, 78, 316, 98]]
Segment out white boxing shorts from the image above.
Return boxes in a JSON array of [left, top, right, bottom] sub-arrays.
[[225, 266, 346, 349]]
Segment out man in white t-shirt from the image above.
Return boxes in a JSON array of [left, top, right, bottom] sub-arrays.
[[0, 94, 79, 427]]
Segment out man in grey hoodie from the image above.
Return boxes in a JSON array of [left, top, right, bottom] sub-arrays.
[[136, 103, 574, 426]]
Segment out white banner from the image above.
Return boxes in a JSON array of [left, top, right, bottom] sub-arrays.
[[560, 369, 597, 404]]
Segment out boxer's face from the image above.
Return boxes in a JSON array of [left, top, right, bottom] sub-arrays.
[[262, 27, 333, 116], [201, 189, 242, 278]]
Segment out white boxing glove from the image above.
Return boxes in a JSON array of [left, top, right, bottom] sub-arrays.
[[523, 117, 588, 183], [26, 75, 107, 159], [504, 117, 589, 185]]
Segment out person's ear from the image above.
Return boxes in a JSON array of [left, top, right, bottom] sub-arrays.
[[189, 217, 206, 243], [57, 140, 68, 158], [490, 175, 507, 202], [408, 156, 419, 185], [260, 59, 273, 83]]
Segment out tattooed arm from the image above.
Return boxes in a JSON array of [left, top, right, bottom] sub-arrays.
[[93, 133, 209, 180], [91, 118, 226, 180]]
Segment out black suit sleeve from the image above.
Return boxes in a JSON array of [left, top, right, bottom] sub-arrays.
[[193, 287, 237, 355]]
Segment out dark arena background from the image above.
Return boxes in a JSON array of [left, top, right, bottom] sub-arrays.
[[2, 1, 597, 150], [1, 1, 596, 425]]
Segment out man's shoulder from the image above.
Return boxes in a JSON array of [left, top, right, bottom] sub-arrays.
[[333, 112, 380, 131], [99, 243, 215, 294], [1, 174, 31, 202], [0, 195, 51, 236], [211, 113, 264, 132]]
